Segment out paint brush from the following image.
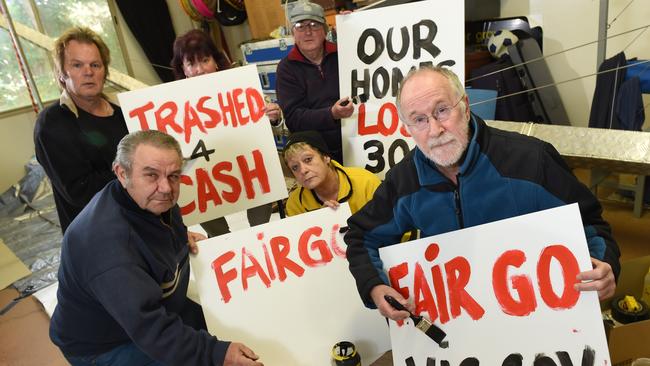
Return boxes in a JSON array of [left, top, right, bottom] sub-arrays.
[[384, 295, 448, 347], [340, 93, 369, 106]]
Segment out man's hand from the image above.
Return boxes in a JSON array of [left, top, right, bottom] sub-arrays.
[[370, 284, 414, 321], [263, 102, 282, 124], [187, 230, 207, 255], [574, 257, 616, 300], [331, 97, 355, 120], [224, 342, 263, 366]]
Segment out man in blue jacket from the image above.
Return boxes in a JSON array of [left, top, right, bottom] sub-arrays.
[[345, 66, 620, 321], [50, 130, 262, 366]]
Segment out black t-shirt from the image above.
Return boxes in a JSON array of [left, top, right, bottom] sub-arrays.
[[76, 105, 129, 168], [34, 101, 129, 233]]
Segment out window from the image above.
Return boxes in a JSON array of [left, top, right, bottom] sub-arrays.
[[0, 0, 128, 113]]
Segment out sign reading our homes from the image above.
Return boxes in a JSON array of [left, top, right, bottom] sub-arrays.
[[337, 0, 465, 178], [380, 204, 611, 365], [117, 65, 287, 226]]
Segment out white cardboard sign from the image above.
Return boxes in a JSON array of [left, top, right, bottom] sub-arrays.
[[380, 204, 610, 365], [337, 0, 465, 178], [117, 65, 287, 225], [190, 203, 391, 365]]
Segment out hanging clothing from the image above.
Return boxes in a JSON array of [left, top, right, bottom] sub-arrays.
[[588, 51, 644, 130]]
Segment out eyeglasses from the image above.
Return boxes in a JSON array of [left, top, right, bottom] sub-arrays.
[[404, 94, 465, 131], [293, 21, 323, 32]]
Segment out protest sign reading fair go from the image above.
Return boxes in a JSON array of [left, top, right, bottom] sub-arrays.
[[382, 204, 611, 366], [389, 242, 581, 327]]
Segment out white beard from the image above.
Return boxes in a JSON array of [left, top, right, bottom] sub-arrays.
[[422, 122, 469, 167]]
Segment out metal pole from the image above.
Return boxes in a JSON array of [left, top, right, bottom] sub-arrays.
[[596, 0, 608, 68], [0, 0, 44, 112]]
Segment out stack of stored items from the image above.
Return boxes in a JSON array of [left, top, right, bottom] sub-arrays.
[[240, 37, 295, 150]]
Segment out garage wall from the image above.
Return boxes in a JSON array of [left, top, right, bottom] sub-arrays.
[[0, 1, 648, 192]]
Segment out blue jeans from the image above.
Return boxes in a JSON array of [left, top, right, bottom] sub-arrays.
[[64, 342, 164, 366]]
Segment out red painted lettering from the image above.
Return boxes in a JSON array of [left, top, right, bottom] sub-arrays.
[[357, 103, 377, 135], [218, 91, 236, 126], [183, 101, 206, 143], [270, 235, 305, 281], [445, 256, 485, 320], [424, 243, 449, 323], [537, 245, 580, 309], [197, 96, 222, 128], [357, 102, 411, 137], [413, 262, 438, 321], [377, 103, 399, 136], [431, 264, 449, 323], [492, 250, 537, 316], [246, 88, 265, 122], [179, 175, 195, 215], [212, 250, 237, 303], [388, 262, 410, 300], [330, 224, 346, 258], [241, 246, 271, 290], [212, 161, 242, 203], [180, 150, 271, 216], [237, 149, 270, 199], [196, 168, 223, 213], [298, 226, 333, 267], [155, 101, 183, 135], [399, 122, 411, 137], [128, 101, 155, 130], [258, 233, 276, 281], [232, 88, 248, 126]]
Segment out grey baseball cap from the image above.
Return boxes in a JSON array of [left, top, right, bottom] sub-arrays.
[[289, 1, 325, 25]]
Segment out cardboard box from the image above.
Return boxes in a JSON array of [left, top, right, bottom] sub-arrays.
[[602, 255, 650, 365]]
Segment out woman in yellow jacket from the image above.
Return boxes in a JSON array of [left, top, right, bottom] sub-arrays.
[[283, 131, 380, 216]]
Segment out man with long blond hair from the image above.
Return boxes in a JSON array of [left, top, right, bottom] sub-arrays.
[[34, 26, 128, 233]]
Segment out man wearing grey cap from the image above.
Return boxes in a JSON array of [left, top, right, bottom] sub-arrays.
[[276, 0, 354, 164]]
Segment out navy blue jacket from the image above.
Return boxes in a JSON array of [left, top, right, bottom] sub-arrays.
[[276, 41, 344, 162], [345, 116, 620, 306], [50, 180, 229, 365]]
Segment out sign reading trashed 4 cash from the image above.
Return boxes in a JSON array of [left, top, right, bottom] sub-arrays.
[[118, 64, 287, 226]]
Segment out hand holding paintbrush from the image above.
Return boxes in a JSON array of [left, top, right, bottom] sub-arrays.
[[332, 93, 368, 119], [384, 295, 448, 348]]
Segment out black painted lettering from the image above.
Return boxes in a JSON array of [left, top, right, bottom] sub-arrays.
[[555, 352, 573, 366], [388, 138, 410, 167], [372, 67, 391, 99], [391, 67, 406, 97], [358, 28, 384, 64], [387, 26, 410, 61], [502, 353, 523, 366], [580, 346, 595, 366], [190, 139, 216, 161], [460, 358, 480, 366], [437, 59, 456, 67], [351, 69, 370, 99], [413, 19, 440, 60], [533, 354, 558, 366], [364, 140, 385, 173]]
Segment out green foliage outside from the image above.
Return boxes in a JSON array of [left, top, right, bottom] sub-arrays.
[[0, 0, 127, 112]]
